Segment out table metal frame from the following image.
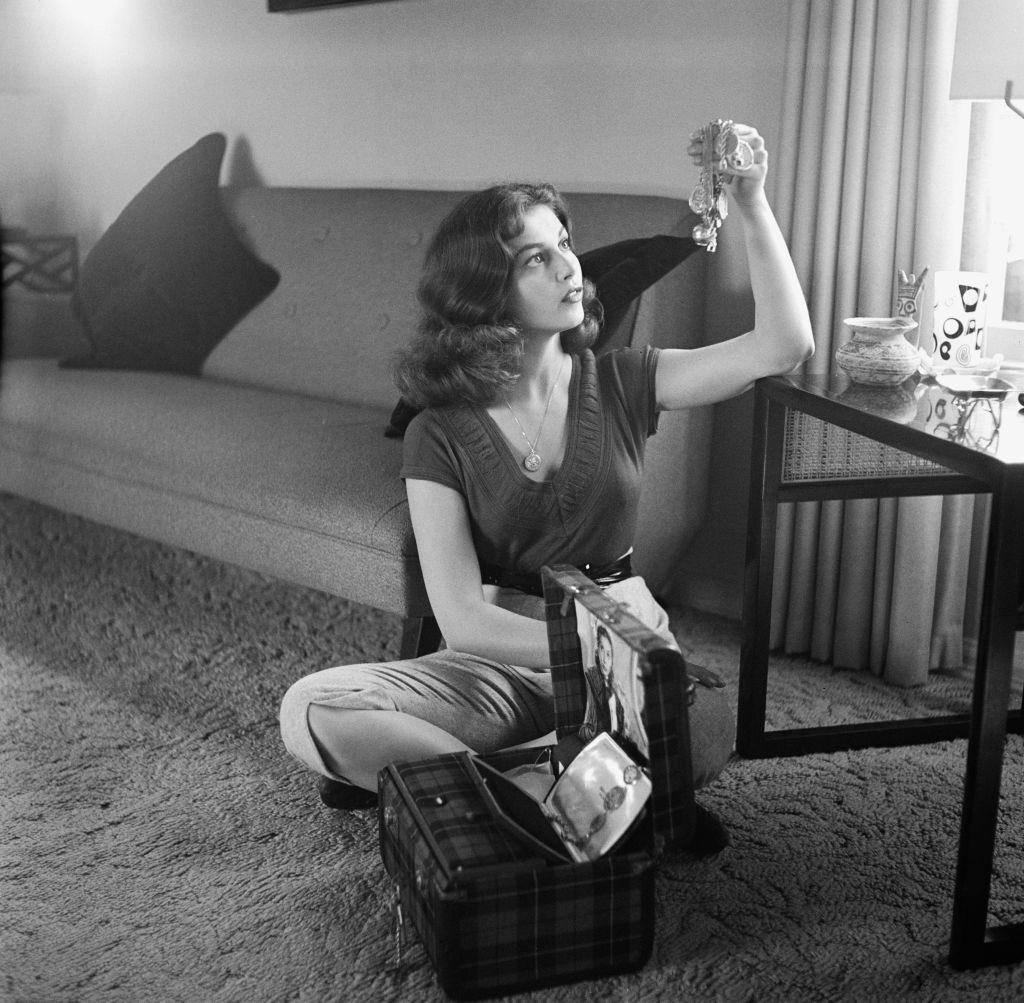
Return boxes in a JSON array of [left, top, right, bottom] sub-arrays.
[[738, 375, 1024, 969]]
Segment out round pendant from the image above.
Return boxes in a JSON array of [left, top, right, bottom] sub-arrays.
[[523, 451, 542, 472]]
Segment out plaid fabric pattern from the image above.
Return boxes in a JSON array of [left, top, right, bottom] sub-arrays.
[[383, 754, 534, 875], [446, 858, 653, 996], [542, 567, 589, 737], [642, 649, 696, 846], [542, 565, 696, 847], [380, 754, 653, 1000], [375, 567, 697, 997], [379, 765, 444, 964]]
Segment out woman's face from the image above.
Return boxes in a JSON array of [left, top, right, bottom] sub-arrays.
[[506, 205, 584, 336]]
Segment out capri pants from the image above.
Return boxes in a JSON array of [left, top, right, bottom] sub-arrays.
[[279, 576, 735, 789]]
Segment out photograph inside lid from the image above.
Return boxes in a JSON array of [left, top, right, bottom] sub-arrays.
[[575, 599, 650, 760]]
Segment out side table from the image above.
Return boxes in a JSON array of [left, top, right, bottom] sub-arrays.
[[739, 373, 1024, 969]]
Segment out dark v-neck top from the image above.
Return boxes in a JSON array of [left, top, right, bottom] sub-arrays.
[[400, 347, 661, 575]]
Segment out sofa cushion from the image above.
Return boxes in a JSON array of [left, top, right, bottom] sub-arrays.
[[1, 359, 414, 580], [581, 233, 699, 336], [62, 133, 279, 375], [383, 231, 699, 437]]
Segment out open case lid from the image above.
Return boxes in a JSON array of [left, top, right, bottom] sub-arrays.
[[541, 564, 697, 849]]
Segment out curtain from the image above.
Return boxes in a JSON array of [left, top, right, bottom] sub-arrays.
[[769, 0, 992, 686]]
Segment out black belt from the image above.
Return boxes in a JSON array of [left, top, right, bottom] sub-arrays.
[[479, 553, 634, 598]]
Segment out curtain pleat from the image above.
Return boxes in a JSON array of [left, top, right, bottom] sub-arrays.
[[833, 497, 879, 669], [859, 1, 909, 316], [893, 2, 927, 282], [886, 496, 944, 685], [783, 501, 823, 654], [831, 2, 878, 348], [810, 499, 845, 662], [962, 497, 992, 668], [774, 0, 985, 686], [930, 495, 978, 666], [774, 0, 812, 239], [769, 500, 796, 646], [870, 499, 898, 671]]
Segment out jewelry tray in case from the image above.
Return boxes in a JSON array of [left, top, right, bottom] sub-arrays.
[[468, 732, 653, 864]]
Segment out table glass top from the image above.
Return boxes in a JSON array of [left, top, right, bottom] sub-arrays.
[[774, 372, 1024, 468]]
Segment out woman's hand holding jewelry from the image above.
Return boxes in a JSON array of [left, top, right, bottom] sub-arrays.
[[686, 122, 768, 211], [656, 119, 812, 408], [686, 121, 769, 251]]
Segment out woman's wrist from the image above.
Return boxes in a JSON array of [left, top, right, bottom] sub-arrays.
[[730, 187, 771, 217]]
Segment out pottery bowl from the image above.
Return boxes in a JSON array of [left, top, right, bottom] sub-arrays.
[[836, 316, 919, 386], [844, 316, 918, 340]]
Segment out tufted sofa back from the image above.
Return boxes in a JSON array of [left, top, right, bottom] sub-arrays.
[[207, 187, 705, 407]]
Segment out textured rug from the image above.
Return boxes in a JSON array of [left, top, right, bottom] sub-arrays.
[[2, 491, 1023, 1002]]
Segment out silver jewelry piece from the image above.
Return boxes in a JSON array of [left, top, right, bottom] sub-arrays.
[[546, 760, 647, 851], [687, 179, 712, 215], [504, 356, 566, 472], [729, 139, 754, 171], [689, 120, 723, 252], [689, 119, 749, 253]]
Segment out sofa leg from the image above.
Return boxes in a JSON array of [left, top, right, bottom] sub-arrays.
[[400, 616, 442, 659]]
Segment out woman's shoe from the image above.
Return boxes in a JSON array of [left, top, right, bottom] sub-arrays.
[[689, 803, 730, 856], [663, 803, 730, 857], [317, 776, 378, 809]]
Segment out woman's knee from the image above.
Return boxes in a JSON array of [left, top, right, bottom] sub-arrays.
[[279, 677, 326, 773]]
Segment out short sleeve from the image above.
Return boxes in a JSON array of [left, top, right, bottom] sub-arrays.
[[597, 345, 662, 441], [400, 408, 465, 494]]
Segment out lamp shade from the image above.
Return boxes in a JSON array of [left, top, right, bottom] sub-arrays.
[[951, 0, 1024, 99]]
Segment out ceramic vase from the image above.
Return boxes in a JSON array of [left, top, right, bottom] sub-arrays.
[[835, 317, 919, 386]]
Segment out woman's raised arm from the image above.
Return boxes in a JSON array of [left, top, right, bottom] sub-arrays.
[[656, 123, 814, 411]]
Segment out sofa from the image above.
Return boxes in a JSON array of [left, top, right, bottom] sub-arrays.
[[0, 135, 712, 657]]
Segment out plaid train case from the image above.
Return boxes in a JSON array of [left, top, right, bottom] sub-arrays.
[[377, 565, 697, 999]]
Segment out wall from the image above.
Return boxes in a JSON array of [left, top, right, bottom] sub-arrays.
[[2, 0, 789, 238], [1, 0, 792, 614]]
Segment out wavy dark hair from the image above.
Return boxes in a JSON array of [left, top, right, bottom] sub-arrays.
[[395, 183, 602, 408]]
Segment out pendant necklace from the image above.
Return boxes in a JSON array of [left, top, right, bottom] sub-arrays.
[[504, 356, 566, 473]]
